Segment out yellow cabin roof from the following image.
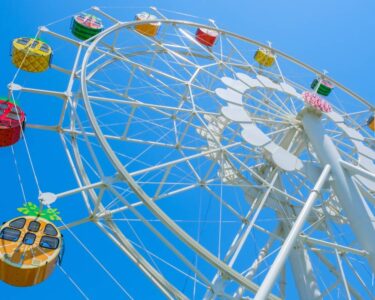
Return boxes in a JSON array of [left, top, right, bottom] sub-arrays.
[[12, 38, 52, 57]]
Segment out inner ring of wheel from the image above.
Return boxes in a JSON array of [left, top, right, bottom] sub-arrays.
[[79, 18, 371, 296]]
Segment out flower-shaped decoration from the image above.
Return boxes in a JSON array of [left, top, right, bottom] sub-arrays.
[[17, 202, 61, 221], [302, 91, 332, 113]]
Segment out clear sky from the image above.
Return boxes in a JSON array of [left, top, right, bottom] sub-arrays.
[[0, 0, 374, 299]]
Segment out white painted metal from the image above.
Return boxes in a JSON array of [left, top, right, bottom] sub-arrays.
[[254, 164, 331, 300], [302, 111, 375, 272], [79, 21, 283, 300], [8, 8, 375, 299], [288, 243, 322, 300]]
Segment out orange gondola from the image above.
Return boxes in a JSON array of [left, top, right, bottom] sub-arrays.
[[0, 216, 63, 286], [134, 12, 161, 37], [368, 115, 375, 131]]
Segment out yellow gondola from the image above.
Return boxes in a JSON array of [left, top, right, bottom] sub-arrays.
[[11, 38, 52, 73], [134, 12, 161, 37], [0, 216, 62, 286], [254, 47, 275, 67]]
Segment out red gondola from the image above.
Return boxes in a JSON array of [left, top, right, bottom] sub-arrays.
[[195, 28, 218, 47], [0, 98, 26, 147]]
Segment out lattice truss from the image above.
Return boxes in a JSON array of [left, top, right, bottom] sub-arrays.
[[8, 6, 375, 300]]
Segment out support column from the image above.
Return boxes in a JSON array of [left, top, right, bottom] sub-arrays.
[[254, 164, 331, 300], [302, 111, 375, 272], [289, 241, 322, 300]]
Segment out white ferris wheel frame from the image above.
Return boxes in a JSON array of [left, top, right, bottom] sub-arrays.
[[8, 6, 375, 300]]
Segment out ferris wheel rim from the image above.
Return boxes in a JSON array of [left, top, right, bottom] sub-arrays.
[[76, 15, 375, 299], [79, 17, 286, 298], [82, 17, 373, 109], [7, 8, 373, 298]]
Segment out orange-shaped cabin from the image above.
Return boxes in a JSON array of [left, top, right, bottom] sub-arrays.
[[134, 12, 161, 37], [368, 115, 375, 131], [0, 99, 26, 147], [0, 216, 63, 286]]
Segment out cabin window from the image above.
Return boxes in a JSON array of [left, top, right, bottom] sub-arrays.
[[39, 44, 50, 53], [0, 228, 21, 242], [76, 15, 85, 22], [23, 232, 36, 245], [28, 221, 41, 232], [10, 106, 20, 113], [44, 224, 58, 236], [17, 38, 30, 45], [7, 112, 21, 121], [40, 236, 59, 250], [0, 103, 8, 110], [30, 41, 39, 49], [9, 218, 26, 229]]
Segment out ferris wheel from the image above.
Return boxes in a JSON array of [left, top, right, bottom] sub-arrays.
[[1, 6, 375, 300]]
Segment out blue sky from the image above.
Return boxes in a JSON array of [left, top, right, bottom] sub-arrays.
[[0, 0, 374, 299]]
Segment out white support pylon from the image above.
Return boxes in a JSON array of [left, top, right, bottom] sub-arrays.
[[254, 164, 331, 300], [302, 111, 375, 272]]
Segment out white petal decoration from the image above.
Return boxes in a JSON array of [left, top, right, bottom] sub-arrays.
[[326, 111, 344, 123], [236, 73, 262, 88], [221, 105, 252, 123], [216, 88, 243, 105], [358, 155, 375, 173], [353, 141, 375, 160], [264, 143, 303, 171], [355, 175, 375, 192], [257, 75, 282, 91], [221, 77, 248, 93], [356, 153, 375, 191], [241, 123, 271, 146], [279, 82, 301, 99], [339, 124, 365, 141]]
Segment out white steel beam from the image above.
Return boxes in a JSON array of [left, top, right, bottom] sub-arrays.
[[80, 21, 281, 300], [340, 159, 375, 182], [302, 111, 375, 273], [254, 164, 331, 300]]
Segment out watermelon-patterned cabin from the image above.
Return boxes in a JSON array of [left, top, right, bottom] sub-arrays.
[[0, 98, 25, 147], [134, 12, 161, 37], [254, 48, 275, 67], [11, 38, 52, 72], [195, 28, 219, 47], [0, 216, 63, 286], [311, 79, 334, 96], [71, 13, 103, 40]]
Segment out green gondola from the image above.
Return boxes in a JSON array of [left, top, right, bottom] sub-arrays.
[[311, 79, 334, 96], [71, 13, 103, 40]]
